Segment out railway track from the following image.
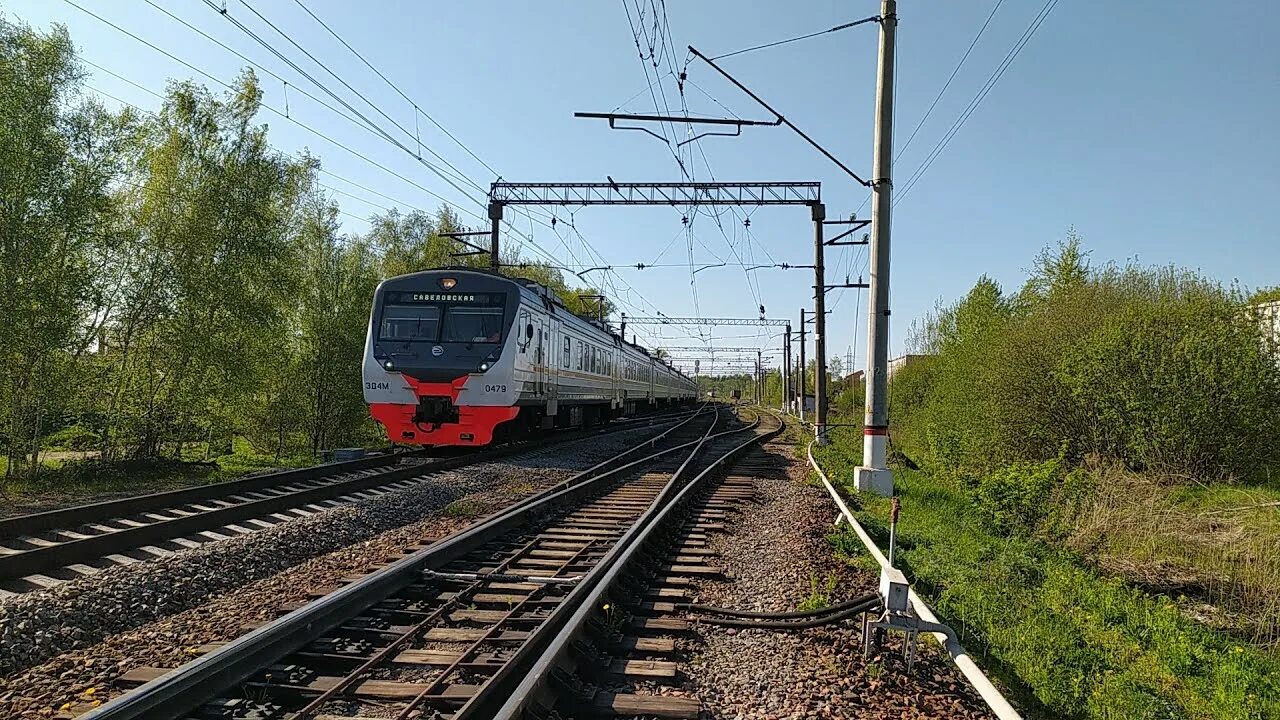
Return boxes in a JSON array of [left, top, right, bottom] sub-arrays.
[[0, 411, 697, 597], [81, 406, 778, 719]]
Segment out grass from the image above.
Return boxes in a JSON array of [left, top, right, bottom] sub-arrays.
[[826, 459, 1280, 719], [0, 436, 324, 512], [441, 499, 486, 518], [1063, 462, 1280, 644], [797, 571, 839, 612]]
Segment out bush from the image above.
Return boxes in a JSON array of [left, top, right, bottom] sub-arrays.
[[971, 457, 1062, 535], [42, 424, 100, 451], [1060, 295, 1280, 479], [891, 235, 1280, 483]]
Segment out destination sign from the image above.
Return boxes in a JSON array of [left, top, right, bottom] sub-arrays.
[[390, 292, 504, 304]]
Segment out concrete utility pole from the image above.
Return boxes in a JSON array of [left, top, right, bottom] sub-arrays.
[[812, 202, 829, 444], [487, 201, 503, 271], [756, 349, 763, 405], [783, 323, 792, 412], [855, 0, 897, 496], [798, 308, 807, 424]]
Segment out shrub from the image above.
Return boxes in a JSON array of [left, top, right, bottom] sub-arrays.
[[891, 235, 1280, 483], [41, 424, 101, 451], [1060, 295, 1280, 479], [971, 457, 1062, 535]]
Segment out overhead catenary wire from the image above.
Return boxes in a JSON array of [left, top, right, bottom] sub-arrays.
[[852, 0, 1005, 220], [894, 0, 1058, 207], [79, 80, 373, 227], [59, 0, 480, 220], [710, 15, 881, 61], [287, 0, 502, 180], [206, 0, 485, 201], [894, 0, 1004, 164], [36, 4, 712, 354], [278, 0, 673, 321], [62, 0, 588, 274]]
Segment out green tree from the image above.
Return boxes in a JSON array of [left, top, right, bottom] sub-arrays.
[[0, 20, 126, 479], [103, 71, 306, 458]]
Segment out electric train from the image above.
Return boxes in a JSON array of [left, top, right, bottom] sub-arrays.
[[362, 268, 697, 446]]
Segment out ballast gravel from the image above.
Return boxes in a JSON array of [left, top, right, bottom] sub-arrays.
[[681, 453, 997, 719], [0, 423, 669, 717]]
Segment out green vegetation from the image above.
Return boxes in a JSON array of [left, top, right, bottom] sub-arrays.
[[0, 19, 610, 490], [797, 571, 839, 612], [846, 469, 1280, 719], [810, 232, 1280, 717], [892, 233, 1280, 482], [1248, 286, 1280, 305], [440, 498, 487, 519]]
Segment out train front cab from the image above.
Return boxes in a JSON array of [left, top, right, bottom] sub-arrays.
[[364, 272, 521, 446]]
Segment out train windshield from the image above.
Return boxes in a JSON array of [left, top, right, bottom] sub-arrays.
[[379, 304, 442, 342], [442, 306, 505, 343], [377, 291, 507, 344]]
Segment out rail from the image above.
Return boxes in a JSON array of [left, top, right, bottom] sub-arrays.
[[490, 409, 783, 718], [805, 440, 1022, 720], [82, 405, 720, 719]]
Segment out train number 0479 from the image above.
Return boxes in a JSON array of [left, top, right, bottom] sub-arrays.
[[484, 384, 508, 393]]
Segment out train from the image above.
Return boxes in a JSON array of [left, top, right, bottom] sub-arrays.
[[362, 268, 698, 446]]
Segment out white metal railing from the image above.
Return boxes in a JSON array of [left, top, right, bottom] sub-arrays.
[[806, 441, 1023, 720]]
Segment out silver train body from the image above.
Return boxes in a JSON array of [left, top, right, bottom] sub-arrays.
[[362, 269, 696, 446]]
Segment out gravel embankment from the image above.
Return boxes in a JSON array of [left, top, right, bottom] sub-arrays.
[[682, 454, 996, 719], [0, 424, 666, 702]]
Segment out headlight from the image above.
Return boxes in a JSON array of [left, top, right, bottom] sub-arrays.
[[383, 359, 394, 370], [479, 362, 489, 371]]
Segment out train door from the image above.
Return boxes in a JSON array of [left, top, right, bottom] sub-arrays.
[[535, 317, 548, 396], [550, 319, 562, 399]]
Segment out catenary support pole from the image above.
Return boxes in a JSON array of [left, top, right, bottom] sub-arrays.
[[855, 0, 896, 495], [798, 308, 807, 424], [487, 201, 503, 272], [757, 349, 763, 404], [783, 323, 791, 412], [812, 202, 829, 445]]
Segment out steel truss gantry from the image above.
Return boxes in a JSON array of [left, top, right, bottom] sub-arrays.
[[487, 179, 828, 437], [656, 346, 771, 352], [489, 181, 820, 207], [623, 316, 789, 327]]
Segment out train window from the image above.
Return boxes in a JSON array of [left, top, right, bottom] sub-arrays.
[[379, 305, 441, 342], [562, 337, 570, 368], [442, 305, 505, 343]]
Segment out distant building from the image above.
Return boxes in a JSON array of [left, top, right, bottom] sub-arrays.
[[886, 354, 929, 381], [1255, 301, 1280, 346], [791, 394, 816, 413]]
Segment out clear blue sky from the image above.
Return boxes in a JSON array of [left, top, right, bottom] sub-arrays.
[[7, 1, 1278, 373]]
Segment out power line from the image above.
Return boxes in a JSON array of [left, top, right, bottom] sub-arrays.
[[74, 55, 432, 223], [81, 82, 372, 226], [206, 0, 484, 200], [287, 0, 501, 180], [61, 0, 578, 271], [709, 15, 880, 61], [895, 0, 1004, 164], [895, 0, 1059, 206], [59, 0, 477, 218]]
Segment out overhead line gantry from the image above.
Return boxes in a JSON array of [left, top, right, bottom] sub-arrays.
[[488, 180, 830, 433]]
